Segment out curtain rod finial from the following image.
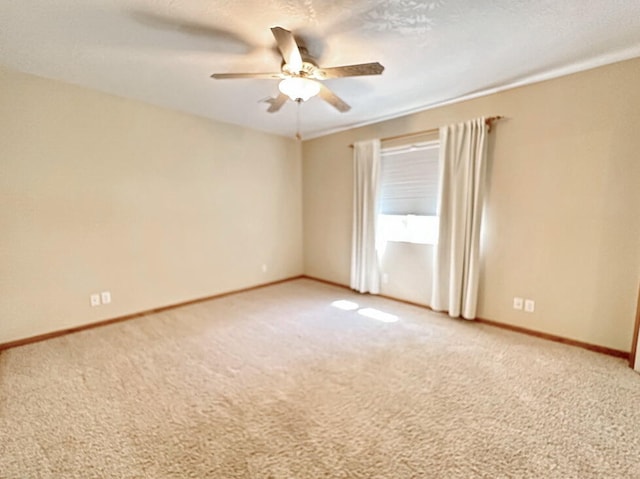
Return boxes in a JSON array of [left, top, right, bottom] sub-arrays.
[[485, 115, 504, 132]]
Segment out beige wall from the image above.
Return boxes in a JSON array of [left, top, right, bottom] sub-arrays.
[[3, 59, 639, 352], [0, 68, 303, 344], [303, 58, 640, 352]]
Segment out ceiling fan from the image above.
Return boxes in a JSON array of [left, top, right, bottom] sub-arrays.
[[211, 26, 384, 113]]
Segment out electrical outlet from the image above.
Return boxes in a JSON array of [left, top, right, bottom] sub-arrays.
[[513, 297, 523, 310], [101, 291, 111, 304], [90, 294, 101, 307], [261, 264, 268, 273], [524, 299, 535, 313], [382, 273, 389, 284]]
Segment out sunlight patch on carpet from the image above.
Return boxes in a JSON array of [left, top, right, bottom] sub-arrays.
[[331, 300, 359, 311], [358, 307, 399, 323]]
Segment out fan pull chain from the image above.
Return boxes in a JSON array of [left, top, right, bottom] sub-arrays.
[[295, 99, 302, 141]]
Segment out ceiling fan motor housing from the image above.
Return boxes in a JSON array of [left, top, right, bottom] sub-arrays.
[[283, 60, 324, 80]]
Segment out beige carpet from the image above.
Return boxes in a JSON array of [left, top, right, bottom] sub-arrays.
[[1, 278, 639, 478]]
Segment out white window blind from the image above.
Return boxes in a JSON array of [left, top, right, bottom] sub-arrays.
[[379, 142, 440, 216]]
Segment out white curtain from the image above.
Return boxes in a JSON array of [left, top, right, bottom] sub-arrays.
[[431, 118, 488, 319], [350, 139, 381, 294]]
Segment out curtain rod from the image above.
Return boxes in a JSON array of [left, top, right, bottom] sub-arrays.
[[348, 116, 504, 148]]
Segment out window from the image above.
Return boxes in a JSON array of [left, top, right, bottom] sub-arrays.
[[378, 141, 440, 245]]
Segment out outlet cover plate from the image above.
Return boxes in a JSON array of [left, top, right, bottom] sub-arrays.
[[90, 294, 101, 307], [101, 291, 111, 304], [513, 297, 524, 310], [524, 299, 535, 313]]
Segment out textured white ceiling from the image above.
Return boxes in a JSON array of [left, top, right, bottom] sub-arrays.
[[2, 1, 640, 139]]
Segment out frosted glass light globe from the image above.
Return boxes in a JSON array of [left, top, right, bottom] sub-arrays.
[[278, 77, 321, 101]]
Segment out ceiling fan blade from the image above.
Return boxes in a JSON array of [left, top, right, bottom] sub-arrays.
[[270, 26, 303, 72], [263, 93, 289, 113], [315, 62, 385, 79], [211, 72, 284, 79], [318, 84, 351, 113]]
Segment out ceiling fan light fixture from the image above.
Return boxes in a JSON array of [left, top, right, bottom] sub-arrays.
[[278, 77, 320, 102]]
